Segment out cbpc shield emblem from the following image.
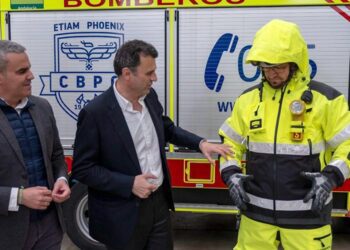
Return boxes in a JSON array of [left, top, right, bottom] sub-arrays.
[[40, 32, 124, 120]]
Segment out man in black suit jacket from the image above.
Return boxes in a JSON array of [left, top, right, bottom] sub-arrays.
[[72, 40, 231, 250]]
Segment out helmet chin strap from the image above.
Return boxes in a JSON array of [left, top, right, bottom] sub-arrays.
[[285, 63, 298, 84]]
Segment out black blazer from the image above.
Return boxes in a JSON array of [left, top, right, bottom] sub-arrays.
[[72, 87, 202, 249]]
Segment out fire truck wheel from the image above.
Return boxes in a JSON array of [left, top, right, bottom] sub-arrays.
[[63, 182, 107, 250], [332, 217, 350, 234]]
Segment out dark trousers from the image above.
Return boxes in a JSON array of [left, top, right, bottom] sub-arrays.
[[23, 209, 63, 250], [107, 186, 173, 250]]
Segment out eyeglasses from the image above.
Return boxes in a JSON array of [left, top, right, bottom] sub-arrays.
[[261, 63, 289, 73]]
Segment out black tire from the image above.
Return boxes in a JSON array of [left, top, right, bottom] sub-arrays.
[[63, 182, 106, 250], [332, 217, 350, 234]]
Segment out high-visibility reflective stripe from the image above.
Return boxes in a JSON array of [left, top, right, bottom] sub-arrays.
[[220, 159, 240, 172], [249, 141, 325, 155], [219, 122, 244, 145], [247, 192, 332, 211], [329, 159, 350, 180], [328, 124, 350, 148]]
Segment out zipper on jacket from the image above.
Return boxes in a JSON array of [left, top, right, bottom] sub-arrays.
[[246, 136, 250, 165], [272, 85, 287, 223], [308, 139, 312, 155]]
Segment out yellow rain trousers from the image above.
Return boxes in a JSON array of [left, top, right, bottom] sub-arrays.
[[234, 215, 332, 250]]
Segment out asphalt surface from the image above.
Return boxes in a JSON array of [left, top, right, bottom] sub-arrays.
[[62, 213, 350, 250]]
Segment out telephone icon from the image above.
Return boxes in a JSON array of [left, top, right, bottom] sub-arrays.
[[204, 33, 238, 92]]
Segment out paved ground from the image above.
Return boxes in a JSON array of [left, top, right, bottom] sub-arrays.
[[62, 213, 350, 250]]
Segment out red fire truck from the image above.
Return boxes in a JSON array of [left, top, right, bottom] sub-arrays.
[[1, 0, 349, 249]]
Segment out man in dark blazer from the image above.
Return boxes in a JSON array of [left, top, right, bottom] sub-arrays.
[[0, 40, 71, 250], [72, 40, 231, 250]]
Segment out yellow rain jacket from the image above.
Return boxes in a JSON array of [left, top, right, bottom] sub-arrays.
[[219, 19, 350, 227]]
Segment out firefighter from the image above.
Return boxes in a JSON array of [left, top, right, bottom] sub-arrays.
[[219, 19, 350, 250]]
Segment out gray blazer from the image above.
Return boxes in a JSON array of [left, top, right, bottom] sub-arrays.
[[0, 96, 68, 250]]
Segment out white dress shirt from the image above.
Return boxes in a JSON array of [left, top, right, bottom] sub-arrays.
[[114, 85, 163, 188]]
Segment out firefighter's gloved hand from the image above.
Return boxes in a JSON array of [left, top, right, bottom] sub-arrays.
[[227, 173, 253, 210], [301, 172, 336, 213]]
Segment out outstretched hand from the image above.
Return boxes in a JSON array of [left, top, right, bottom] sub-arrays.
[[199, 141, 233, 165]]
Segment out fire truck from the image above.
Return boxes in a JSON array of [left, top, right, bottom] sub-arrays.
[[1, 0, 349, 249]]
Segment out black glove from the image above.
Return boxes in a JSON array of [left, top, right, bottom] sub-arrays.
[[301, 172, 336, 213], [227, 173, 253, 210]]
